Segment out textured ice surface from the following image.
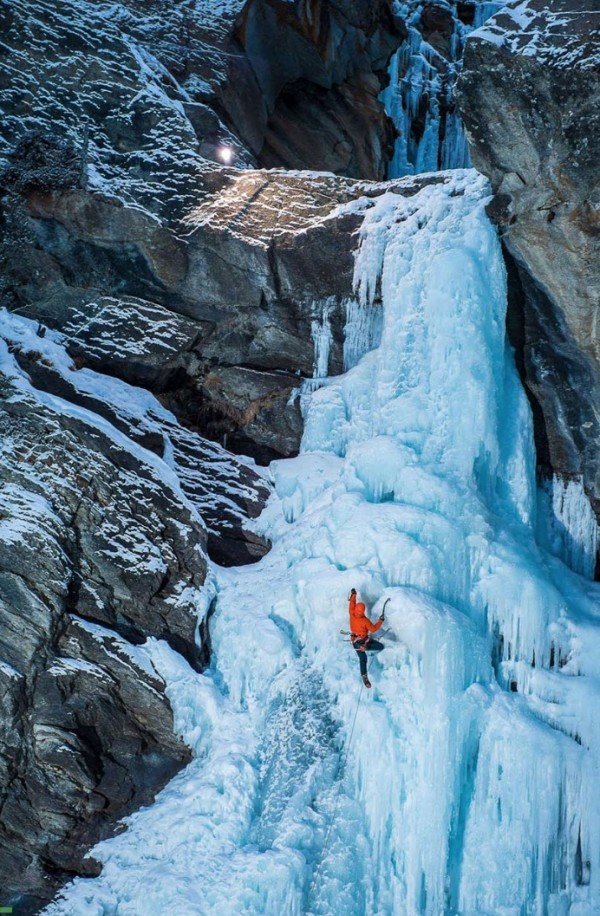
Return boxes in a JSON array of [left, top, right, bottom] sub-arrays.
[[537, 475, 599, 580], [47, 172, 600, 915], [382, 2, 505, 178]]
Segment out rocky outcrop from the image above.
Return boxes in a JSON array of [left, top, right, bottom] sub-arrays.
[[0, 0, 404, 192], [236, 0, 405, 176], [457, 0, 600, 517], [5, 160, 357, 461], [259, 72, 396, 177], [0, 0, 406, 471], [5, 321, 271, 567], [0, 339, 208, 910]]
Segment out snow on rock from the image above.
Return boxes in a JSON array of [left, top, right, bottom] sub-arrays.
[[457, 0, 600, 529], [0, 309, 272, 565], [0, 324, 215, 906], [0, 0, 245, 214], [473, 0, 600, 68], [48, 171, 600, 915]]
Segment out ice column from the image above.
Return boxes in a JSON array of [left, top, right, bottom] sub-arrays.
[[311, 301, 333, 379], [343, 298, 383, 370], [538, 475, 599, 579], [382, 1, 506, 179]]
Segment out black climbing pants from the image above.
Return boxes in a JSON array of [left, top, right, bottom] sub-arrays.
[[353, 637, 384, 677]]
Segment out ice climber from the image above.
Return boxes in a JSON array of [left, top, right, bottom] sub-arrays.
[[348, 589, 385, 688]]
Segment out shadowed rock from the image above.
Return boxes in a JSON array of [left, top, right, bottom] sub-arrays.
[[0, 353, 207, 910], [457, 0, 600, 516]]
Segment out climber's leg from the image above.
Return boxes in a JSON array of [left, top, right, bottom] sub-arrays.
[[366, 639, 384, 654], [353, 639, 368, 677]]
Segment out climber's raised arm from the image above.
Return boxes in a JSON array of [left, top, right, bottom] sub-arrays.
[[348, 588, 357, 614]]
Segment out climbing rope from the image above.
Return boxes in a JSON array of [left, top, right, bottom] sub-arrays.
[[307, 680, 364, 907]]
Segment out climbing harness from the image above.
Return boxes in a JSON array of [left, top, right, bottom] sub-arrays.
[[307, 680, 364, 905], [339, 626, 394, 642]]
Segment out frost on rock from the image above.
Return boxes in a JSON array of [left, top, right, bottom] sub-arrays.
[[48, 171, 600, 916], [0, 309, 270, 566], [0, 326, 214, 900], [473, 0, 600, 69], [0, 0, 248, 218]]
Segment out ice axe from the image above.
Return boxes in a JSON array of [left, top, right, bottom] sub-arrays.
[[379, 598, 390, 622]]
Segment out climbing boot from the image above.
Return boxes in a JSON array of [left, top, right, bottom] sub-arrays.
[[362, 674, 371, 689]]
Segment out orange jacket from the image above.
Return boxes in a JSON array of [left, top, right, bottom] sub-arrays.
[[349, 593, 383, 639]]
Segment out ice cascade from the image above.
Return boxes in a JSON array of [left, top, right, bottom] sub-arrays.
[[48, 172, 600, 916], [382, 2, 505, 178], [537, 475, 599, 580]]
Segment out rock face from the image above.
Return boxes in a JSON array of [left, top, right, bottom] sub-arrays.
[[0, 0, 405, 468], [0, 334, 207, 910], [457, 0, 600, 517], [237, 0, 405, 176], [13, 169, 358, 456]]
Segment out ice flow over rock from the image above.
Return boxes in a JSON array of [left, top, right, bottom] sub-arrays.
[[47, 171, 600, 915]]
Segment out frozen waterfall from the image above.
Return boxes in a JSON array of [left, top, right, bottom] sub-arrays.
[[47, 171, 600, 916], [382, 2, 505, 178]]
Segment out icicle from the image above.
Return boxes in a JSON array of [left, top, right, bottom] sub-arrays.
[[311, 300, 333, 379], [382, 2, 504, 178], [343, 298, 383, 370], [537, 475, 599, 579]]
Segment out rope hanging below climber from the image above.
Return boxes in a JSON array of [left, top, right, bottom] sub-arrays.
[[307, 591, 392, 906]]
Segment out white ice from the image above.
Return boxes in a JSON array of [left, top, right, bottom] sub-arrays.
[[537, 475, 599, 581], [46, 171, 600, 916]]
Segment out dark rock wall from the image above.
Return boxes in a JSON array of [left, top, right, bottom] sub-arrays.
[[0, 353, 205, 909], [236, 0, 406, 176], [457, 0, 600, 519]]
